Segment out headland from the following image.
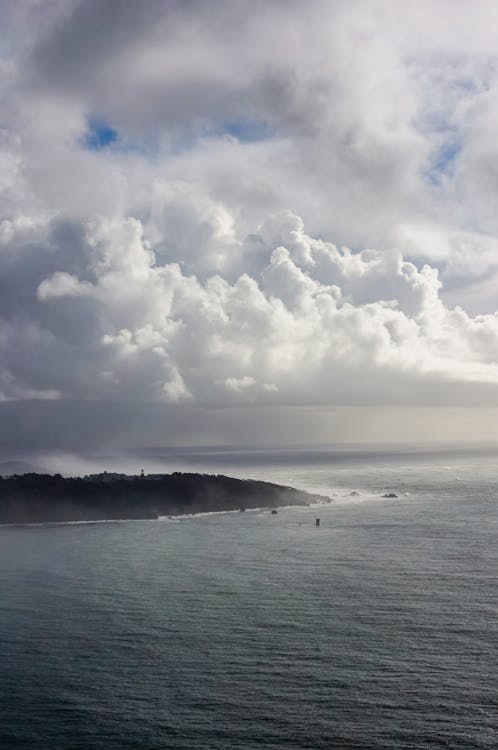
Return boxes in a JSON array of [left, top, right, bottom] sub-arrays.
[[0, 471, 329, 525]]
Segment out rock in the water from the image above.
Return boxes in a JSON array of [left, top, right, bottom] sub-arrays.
[[382, 492, 398, 498]]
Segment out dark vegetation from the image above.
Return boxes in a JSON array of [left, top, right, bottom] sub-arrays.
[[0, 472, 326, 525]]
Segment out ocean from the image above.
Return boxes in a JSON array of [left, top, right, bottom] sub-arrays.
[[1, 448, 498, 748]]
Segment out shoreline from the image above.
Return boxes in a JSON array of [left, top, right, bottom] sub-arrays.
[[0, 470, 332, 527], [0, 492, 407, 529]]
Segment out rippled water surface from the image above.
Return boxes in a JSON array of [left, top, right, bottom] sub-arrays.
[[1, 452, 498, 748]]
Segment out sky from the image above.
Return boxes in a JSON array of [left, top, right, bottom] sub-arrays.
[[3, 0, 498, 455]]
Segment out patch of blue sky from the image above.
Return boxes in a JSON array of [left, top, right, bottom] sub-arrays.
[[205, 119, 275, 143], [81, 117, 118, 150], [150, 119, 276, 158], [80, 116, 159, 158], [79, 116, 274, 159], [425, 139, 462, 185]]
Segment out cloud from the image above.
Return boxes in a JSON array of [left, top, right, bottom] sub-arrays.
[[4, 0, 498, 269], [0, 206, 497, 411], [37, 271, 93, 300], [3, 1, 498, 448]]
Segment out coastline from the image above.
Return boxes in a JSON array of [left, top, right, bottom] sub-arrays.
[[0, 491, 409, 529], [0, 471, 330, 527]]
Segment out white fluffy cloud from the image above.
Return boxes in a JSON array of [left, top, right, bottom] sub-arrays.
[[3, 1, 498, 447], [1, 207, 497, 409]]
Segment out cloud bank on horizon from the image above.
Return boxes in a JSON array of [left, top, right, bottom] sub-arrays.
[[2, 0, 498, 448]]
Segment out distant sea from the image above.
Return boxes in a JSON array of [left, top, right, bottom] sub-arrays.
[[2, 448, 498, 749]]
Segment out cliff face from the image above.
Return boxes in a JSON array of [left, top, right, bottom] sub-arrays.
[[0, 472, 324, 525]]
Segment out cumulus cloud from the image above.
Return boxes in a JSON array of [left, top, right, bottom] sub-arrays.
[[0, 206, 497, 411], [37, 271, 93, 300]]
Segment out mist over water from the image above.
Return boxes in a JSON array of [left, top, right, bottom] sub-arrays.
[[2, 451, 498, 748]]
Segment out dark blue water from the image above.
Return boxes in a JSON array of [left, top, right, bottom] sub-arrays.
[[1, 455, 498, 748]]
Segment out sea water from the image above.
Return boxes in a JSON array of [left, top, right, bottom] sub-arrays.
[[1, 449, 498, 748]]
